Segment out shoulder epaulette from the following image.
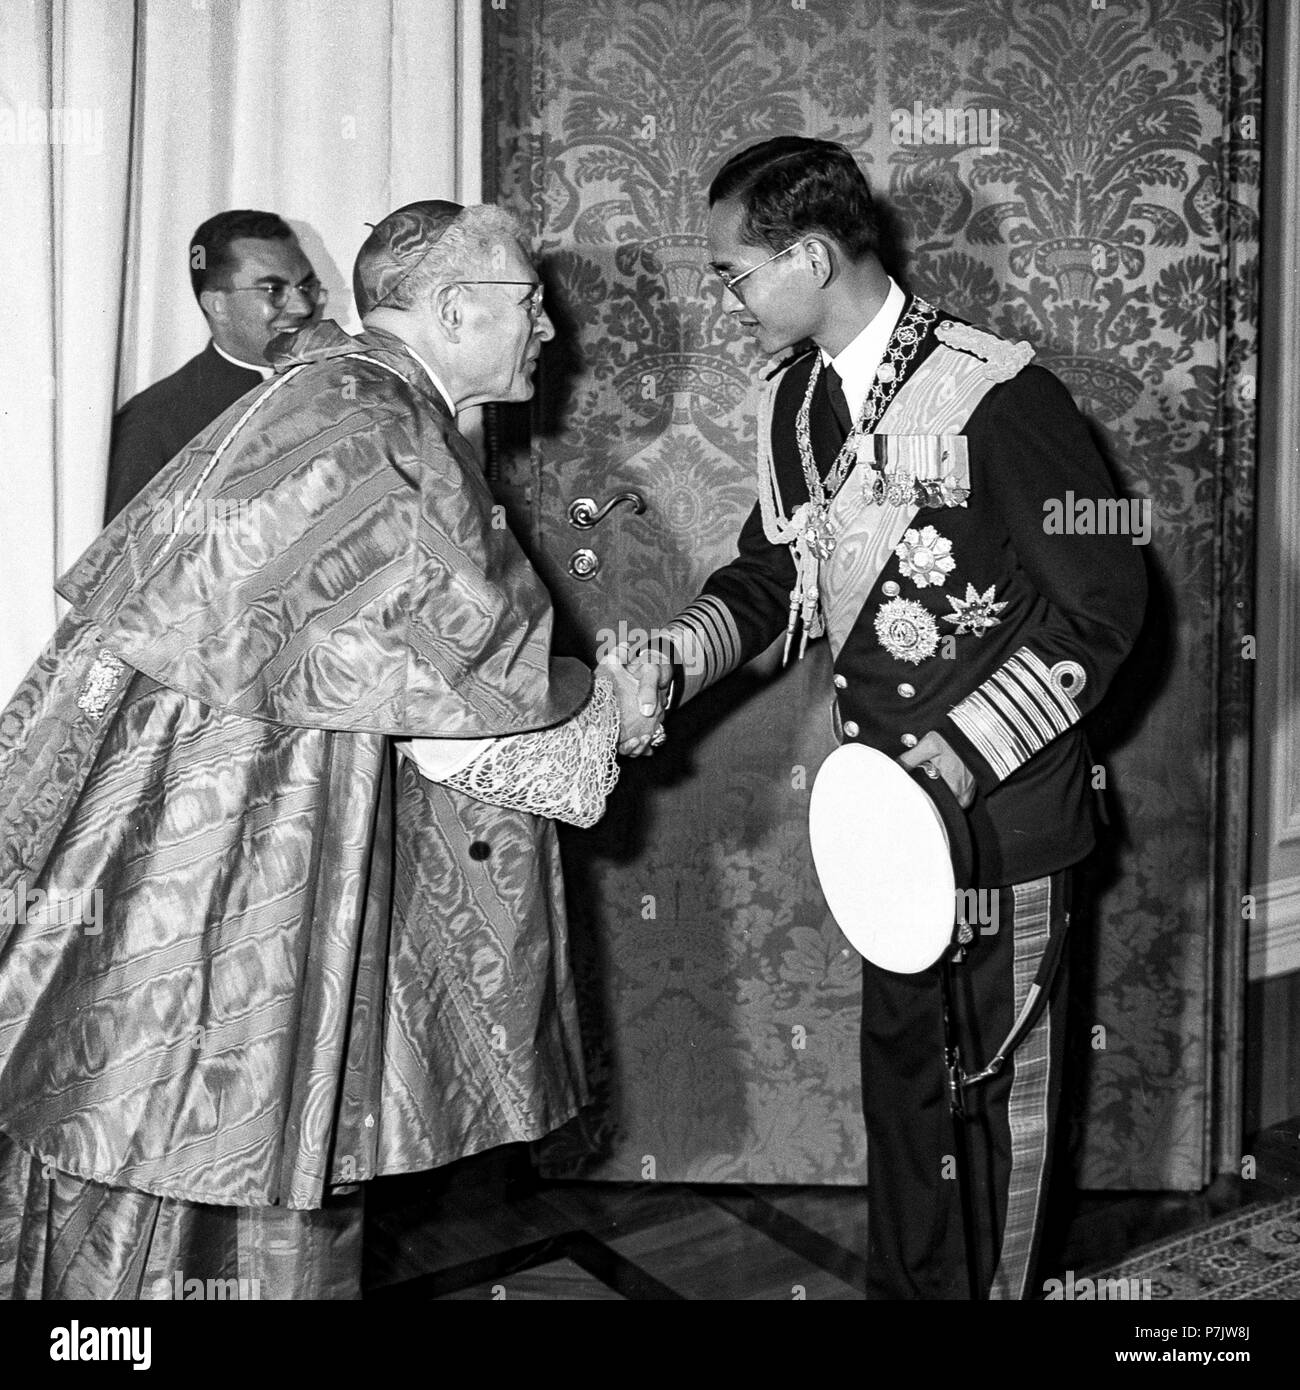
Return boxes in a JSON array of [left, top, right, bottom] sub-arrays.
[[933, 320, 1035, 383]]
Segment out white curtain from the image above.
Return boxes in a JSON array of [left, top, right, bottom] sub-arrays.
[[0, 0, 482, 698]]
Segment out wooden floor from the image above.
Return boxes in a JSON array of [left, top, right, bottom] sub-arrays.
[[361, 1118, 1300, 1301]]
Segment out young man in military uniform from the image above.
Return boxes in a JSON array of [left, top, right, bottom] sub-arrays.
[[622, 137, 1146, 1299]]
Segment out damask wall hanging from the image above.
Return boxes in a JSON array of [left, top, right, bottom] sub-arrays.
[[484, 0, 1260, 1190]]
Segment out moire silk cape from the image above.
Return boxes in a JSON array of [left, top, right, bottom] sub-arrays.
[[0, 323, 591, 1209]]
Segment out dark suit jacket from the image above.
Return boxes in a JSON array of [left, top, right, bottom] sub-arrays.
[[679, 299, 1147, 886], [104, 341, 263, 523]]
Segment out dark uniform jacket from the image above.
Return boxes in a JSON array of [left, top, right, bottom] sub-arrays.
[[666, 296, 1147, 887], [104, 341, 263, 522]]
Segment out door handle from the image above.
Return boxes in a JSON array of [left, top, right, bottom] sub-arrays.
[[567, 491, 647, 530]]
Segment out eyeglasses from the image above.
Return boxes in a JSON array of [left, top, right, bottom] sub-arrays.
[[221, 276, 328, 309], [710, 242, 800, 295], [450, 280, 545, 323]]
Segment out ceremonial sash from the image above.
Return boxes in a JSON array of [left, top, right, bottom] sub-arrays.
[[817, 333, 1024, 660]]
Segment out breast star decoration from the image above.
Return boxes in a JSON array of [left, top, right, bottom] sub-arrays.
[[941, 583, 1007, 637], [874, 597, 941, 664], [894, 526, 956, 588]]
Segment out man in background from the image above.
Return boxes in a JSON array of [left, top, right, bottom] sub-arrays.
[[104, 208, 325, 521]]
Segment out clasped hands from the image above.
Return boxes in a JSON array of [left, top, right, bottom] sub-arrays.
[[598, 645, 672, 756]]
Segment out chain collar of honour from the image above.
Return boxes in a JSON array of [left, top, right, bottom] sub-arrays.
[[758, 296, 941, 662]]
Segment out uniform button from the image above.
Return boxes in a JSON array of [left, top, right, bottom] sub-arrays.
[[833, 674, 847, 689], [882, 581, 900, 597], [897, 683, 915, 698], [900, 733, 918, 748], [469, 841, 491, 860], [843, 720, 860, 738]]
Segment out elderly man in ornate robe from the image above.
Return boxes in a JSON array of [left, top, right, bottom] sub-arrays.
[[0, 201, 632, 1300]]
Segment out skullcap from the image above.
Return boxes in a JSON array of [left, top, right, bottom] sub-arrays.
[[352, 199, 464, 316]]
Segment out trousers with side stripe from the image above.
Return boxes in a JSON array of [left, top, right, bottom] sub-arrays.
[[860, 872, 1071, 1300]]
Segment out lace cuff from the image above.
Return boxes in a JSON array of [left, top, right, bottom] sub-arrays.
[[432, 675, 620, 828]]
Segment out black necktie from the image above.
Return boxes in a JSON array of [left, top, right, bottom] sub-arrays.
[[823, 363, 853, 440]]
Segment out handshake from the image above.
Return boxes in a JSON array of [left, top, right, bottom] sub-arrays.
[[593, 636, 977, 806], [597, 644, 675, 758]]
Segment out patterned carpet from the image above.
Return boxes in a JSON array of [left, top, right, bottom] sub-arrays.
[[1094, 1196, 1300, 1300]]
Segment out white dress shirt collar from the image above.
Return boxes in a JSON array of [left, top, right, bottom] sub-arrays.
[[819, 278, 906, 423], [212, 340, 274, 380]]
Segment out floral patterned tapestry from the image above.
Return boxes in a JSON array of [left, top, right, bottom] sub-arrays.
[[484, 0, 1260, 1189]]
